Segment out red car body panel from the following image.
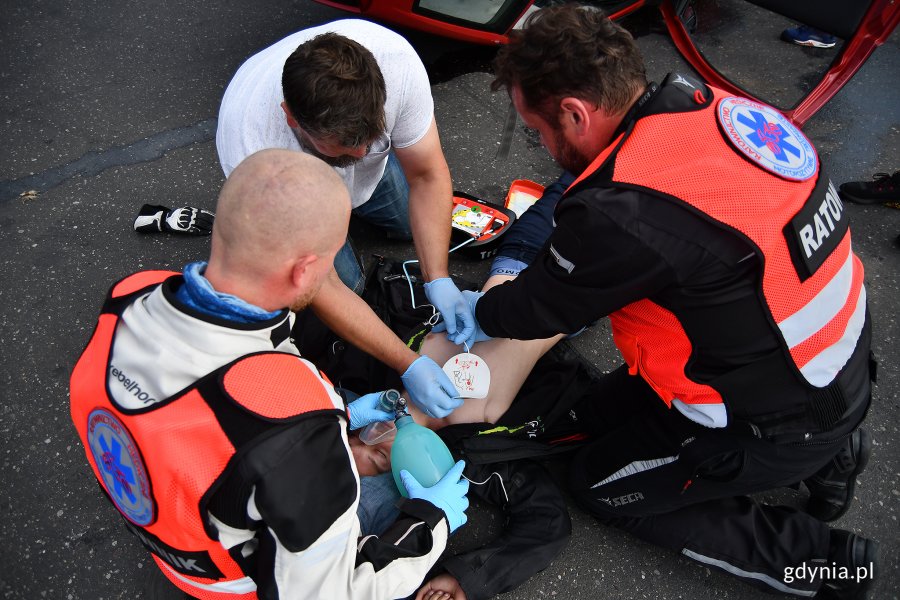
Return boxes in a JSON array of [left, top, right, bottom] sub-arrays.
[[313, 0, 898, 126]]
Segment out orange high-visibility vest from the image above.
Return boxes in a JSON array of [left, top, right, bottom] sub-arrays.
[[70, 272, 342, 599], [571, 86, 865, 421]]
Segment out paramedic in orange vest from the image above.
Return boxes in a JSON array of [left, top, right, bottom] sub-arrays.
[[69, 149, 470, 599], [458, 6, 877, 599]]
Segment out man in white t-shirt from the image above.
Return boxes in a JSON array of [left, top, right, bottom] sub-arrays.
[[216, 20, 475, 348]]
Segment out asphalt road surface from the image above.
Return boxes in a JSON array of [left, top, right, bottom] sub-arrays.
[[1, 1, 897, 599]]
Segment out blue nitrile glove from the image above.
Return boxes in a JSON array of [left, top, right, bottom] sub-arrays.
[[435, 290, 492, 350], [401, 460, 470, 533], [401, 356, 463, 418], [424, 278, 475, 346], [347, 392, 395, 431]]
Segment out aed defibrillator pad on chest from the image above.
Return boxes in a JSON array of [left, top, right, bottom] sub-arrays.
[[442, 352, 491, 399], [717, 97, 817, 181]]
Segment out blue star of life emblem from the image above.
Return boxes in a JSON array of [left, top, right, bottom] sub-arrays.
[[87, 408, 155, 526], [717, 97, 817, 181]]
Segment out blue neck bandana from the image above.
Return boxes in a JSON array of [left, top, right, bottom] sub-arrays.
[[175, 261, 281, 324]]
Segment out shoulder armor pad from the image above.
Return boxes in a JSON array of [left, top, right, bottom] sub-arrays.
[[111, 270, 179, 298], [650, 73, 712, 114], [222, 353, 341, 419], [103, 270, 179, 315]]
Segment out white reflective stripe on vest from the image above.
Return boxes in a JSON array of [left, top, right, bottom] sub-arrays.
[[776, 244, 864, 387], [778, 245, 854, 348], [799, 285, 866, 387], [160, 561, 257, 594]]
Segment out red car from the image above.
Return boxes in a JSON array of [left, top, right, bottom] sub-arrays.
[[313, 0, 898, 126]]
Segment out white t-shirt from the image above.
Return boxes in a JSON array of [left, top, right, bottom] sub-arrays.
[[216, 20, 434, 209]]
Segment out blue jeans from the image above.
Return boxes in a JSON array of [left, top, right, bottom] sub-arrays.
[[489, 171, 575, 278], [358, 473, 403, 535], [334, 152, 411, 293], [333, 240, 366, 295]]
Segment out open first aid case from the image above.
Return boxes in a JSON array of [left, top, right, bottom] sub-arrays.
[[504, 179, 544, 218], [449, 180, 544, 260]]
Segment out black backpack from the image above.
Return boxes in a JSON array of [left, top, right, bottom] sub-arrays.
[[361, 255, 479, 351], [293, 255, 597, 463], [292, 255, 477, 393]]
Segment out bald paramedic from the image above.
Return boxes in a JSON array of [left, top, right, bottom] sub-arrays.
[[70, 149, 469, 599]]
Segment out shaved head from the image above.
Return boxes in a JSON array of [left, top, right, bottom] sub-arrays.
[[211, 149, 349, 275], [205, 149, 350, 310]]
